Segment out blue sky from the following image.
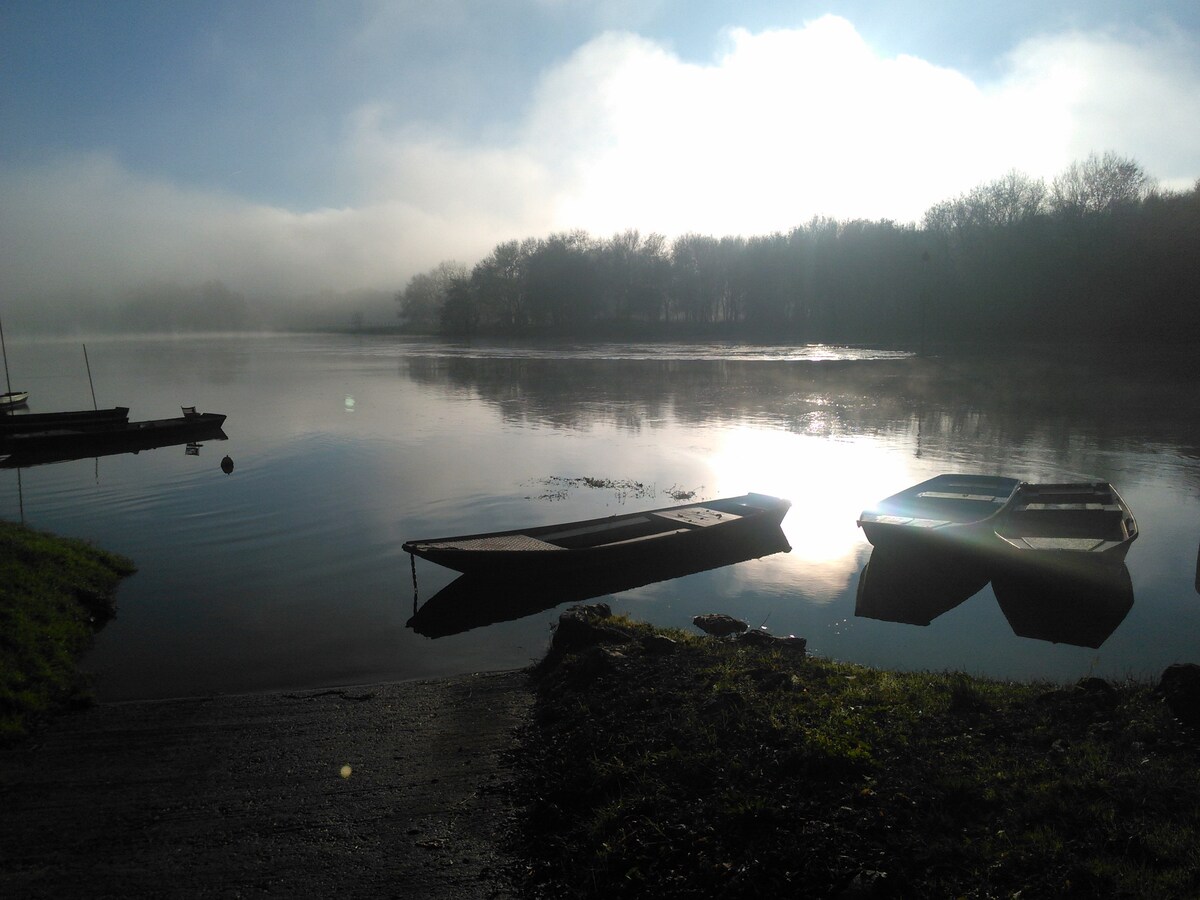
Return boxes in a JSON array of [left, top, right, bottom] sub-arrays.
[[2, 0, 1198, 308]]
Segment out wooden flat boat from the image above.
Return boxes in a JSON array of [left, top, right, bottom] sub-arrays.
[[0, 411, 226, 457], [408, 524, 791, 637], [0, 406, 129, 436], [857, 474, 1020, 552], [993, 481, 1138, 568], [403, 492, 791, 575]]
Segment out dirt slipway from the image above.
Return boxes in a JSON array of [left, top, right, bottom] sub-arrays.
[[0, 670, 533, 898]]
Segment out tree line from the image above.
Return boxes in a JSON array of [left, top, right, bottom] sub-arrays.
[[396, 152, 1200, 344]]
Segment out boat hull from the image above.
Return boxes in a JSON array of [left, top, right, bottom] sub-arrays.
[[858, 474, 1021, 555], [0, 407, 130, 437], [403, 493, 791, 575], [0, 391, 29, 409], [0, 413, 227, 457]]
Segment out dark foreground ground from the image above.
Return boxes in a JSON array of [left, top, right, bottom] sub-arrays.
[[516, 610, 1200, 899], [4, 607, 1200, 899], [0, 671, 533, 899]]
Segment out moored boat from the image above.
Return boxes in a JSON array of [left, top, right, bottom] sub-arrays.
[[0, 422, 227, 469], [0, 406, 129, 436], [0, 411, 227, 456], [0, 313, 26, 410], [992, 481, 1138, 569], [857, 474, 1021, 553], [408, 523, 791, 637], [403, 492, 791, 575]]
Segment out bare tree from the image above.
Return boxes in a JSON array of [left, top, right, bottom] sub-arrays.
[[974, 170, 1048, 227], [396, 261, 466, 330], [922, 170, 1047, 231], [1051, 152, 1151, 216]]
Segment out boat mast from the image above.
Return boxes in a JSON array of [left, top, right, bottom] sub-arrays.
[[82, 343, 98, 411], [0, 312, 12, 396]]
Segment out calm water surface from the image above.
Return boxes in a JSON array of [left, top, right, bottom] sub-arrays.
[[2, 333, 1198, 700]]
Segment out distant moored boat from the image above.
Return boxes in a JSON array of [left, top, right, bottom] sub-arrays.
[[0, 409, 227, 459], [0, 406, 129, 435]]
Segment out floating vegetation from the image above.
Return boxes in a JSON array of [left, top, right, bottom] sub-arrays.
[[664, 484, 697, 501], [527, 476, 703, 504]]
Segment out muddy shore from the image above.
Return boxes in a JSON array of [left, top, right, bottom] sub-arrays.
[[0, 670, 533, 899]]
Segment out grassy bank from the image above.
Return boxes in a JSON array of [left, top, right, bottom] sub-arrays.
[[0, 521, 135, 743], [515, 610, 1200, 898]]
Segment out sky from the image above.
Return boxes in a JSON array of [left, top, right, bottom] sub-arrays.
[[2, 0, 1199, 312]]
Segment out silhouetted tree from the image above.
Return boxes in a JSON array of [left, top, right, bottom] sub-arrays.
[[470, 241, 527, 327], [439, 275, 478, 334], [398, 153, 1196, 345]]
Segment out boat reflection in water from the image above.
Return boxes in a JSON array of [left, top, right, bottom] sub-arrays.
[[0, 421, 228, 469], [855, 546, 991, 626], [855, 545, 1136, 648], [992, 564, 1134, 649], [408, 524, 792, 638]]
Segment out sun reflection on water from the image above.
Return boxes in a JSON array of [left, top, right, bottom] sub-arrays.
[[706, 426, 916, 600]]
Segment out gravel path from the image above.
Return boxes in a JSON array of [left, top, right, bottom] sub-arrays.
[[0, 670, 533, 899]]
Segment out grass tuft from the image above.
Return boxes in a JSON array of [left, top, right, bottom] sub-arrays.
[[514, 613, 1200, 898], [0, 520, 135, 743]]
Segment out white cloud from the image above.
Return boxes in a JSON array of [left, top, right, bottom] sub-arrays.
[[527, 15, 1200, 233], [2, 15, 1198, 314], [531, 18, 1005, 234], [296, 15, 1200, 247], [996, 25, 1200, 187]]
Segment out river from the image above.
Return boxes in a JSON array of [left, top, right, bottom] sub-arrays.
[[2, 333, 1197, 699]]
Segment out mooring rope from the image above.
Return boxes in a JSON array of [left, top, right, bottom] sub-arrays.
[[410, 552, 419, 615]]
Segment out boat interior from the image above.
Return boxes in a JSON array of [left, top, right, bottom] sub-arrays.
[[998, 484, 1133, 541], [882, 485, 1013, 524], [539, 505, 745, 550]]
